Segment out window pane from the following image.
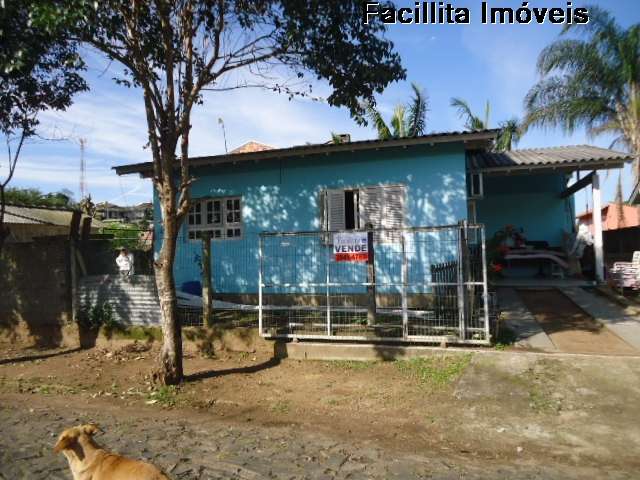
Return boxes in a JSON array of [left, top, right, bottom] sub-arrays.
[[234, 199, 240, 210], [233, 212, 240, 223], [227, 199, 233, 210]]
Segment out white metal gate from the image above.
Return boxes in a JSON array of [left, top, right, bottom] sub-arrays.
[[258, 222, 491, 345]]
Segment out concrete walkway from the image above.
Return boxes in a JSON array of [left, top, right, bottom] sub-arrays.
[[561, 287, 640, 350], [497, 287, 557, 352]]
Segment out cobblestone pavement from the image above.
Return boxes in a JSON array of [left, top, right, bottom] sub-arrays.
[[1, 395, 636, 480]]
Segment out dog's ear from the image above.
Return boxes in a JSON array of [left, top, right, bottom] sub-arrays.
[[53, 434, 75, 453], [82, 424, 100, 436]]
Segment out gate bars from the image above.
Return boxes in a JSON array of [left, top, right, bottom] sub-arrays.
[[258, 222, 491, 345]]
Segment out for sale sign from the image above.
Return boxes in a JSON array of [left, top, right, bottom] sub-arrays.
[[333, 232, 369, 262]]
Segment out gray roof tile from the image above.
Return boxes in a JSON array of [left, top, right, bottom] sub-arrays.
[[469, 145, 633, 171]]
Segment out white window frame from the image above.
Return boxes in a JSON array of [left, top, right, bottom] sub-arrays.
[[322, 184, 406, 235], [187, 196, 243, 241], [468, 172, 484, 199]]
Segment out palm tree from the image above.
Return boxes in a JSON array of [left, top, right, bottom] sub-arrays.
[[523, 6, 640, 179], [450, 97, 520, 151], [364, 82, 429, 140]]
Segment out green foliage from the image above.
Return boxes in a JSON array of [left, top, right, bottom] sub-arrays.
[[450, 98, 521, 151], [4, 187, 76, 208], [101, 223, 144, 250], [115, 326, 162, 342], [396, 354, 472, 388], [364, 82, 429, 140], [0, 0, 87, 137], [524, 5, 640, 178], [79, 302, 116, 332], [147, 385, 178, 408]]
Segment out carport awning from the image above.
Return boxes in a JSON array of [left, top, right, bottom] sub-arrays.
[[468, 145, 633, 175]]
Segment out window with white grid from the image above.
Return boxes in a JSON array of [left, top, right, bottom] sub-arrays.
[[187, 196, 242, 240]]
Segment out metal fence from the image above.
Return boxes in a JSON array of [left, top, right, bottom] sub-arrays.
[[258, 223, 491, 345]]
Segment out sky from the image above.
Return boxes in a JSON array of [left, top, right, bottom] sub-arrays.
[[3, 0, 639, 213]]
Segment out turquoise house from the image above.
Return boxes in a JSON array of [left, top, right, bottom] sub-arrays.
[[116, 131, 631, 295]]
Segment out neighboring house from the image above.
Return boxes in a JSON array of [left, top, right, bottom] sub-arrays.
[[577, 203, 640, 233], [3, 204, 105, 243], [577, 203, 640, 264], [115, 132, 632, 294], [229, 141, 275, 154], [95, 202, 153, 223]]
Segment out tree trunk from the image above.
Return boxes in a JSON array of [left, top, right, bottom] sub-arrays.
[[202, 231, 213, 327], [154, 215, 183, 385]]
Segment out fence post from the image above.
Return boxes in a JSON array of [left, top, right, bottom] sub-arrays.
[[456, 222, 468, 341], [258, 234, 263, 336], [326, 234, 331, 337], [480, 226, 491, 343], [366, 225, 376, 326], [201, 231, 212, 327], [401, 231, 408, 339]]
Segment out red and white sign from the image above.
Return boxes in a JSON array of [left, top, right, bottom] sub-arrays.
[[333, 232, 369, 262]]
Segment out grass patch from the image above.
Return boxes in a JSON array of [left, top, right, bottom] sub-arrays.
[[270, 400, 290, 414], [325, 360, 376, 371], [146, 385, 178, 407], [523, 358, 564, 414], [396, 354, 472, 388], [114, 326, 163, 342]]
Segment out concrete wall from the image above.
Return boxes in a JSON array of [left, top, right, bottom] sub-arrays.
[[0, 236, 73, 346], [155, 143, 469, 293], [476, 173, 575, 247]]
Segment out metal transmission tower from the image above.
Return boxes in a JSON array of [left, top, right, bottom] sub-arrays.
[[79, 138, 87, 199]]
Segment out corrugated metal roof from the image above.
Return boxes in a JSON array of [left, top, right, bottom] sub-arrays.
[[3, 205, 107, 227], [114, 129, 500, 177], [3, 211, 46, 224], [469, 145, 633, 172]]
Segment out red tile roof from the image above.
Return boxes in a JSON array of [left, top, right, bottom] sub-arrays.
[[230, 141, 274, 154]]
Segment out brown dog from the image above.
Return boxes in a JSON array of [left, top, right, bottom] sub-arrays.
[[54, 424, 170, 480]]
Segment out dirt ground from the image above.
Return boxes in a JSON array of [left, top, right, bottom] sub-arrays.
[[1, 336, 640, 479], [517, 289, 637, 354]]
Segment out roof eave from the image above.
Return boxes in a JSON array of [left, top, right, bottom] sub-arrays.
[[114, 130, 499, 177], [474, 159, 630, 175]]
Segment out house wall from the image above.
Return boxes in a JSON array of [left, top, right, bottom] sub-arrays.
[[154, 143, 469, 294], [476, 173, 575, 247]]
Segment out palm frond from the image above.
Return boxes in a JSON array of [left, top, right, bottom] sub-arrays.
[[391, 104, 406, 138], [495, 118, 520, 152], [450, 97, 486, 131], [525, 6, 639, 182], [407, 82, 428, 137], [364, 101, 392, 140]]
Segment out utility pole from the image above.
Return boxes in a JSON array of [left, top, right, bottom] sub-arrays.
[[79, 138, 87, 199], [218, 118, 228, 153]]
